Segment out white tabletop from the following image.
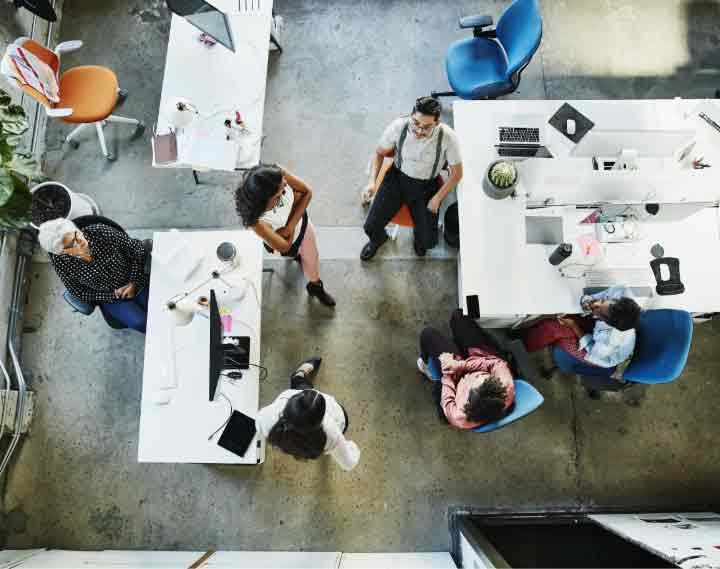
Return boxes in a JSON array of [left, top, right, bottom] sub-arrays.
[[454, 99, 720, 319], [138, 230, 264, 464], [154, 0, 273, 171]]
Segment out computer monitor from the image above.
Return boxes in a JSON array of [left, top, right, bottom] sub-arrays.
[[571, 129, 695, 160], [209, 289, 223, 401], [166, 0, 235, 52]]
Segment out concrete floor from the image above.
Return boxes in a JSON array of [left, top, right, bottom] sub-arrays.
[[2, 0, 720, 553]]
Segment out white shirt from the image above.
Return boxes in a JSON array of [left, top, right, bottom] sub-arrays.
[[259, 186, 303, 250], [255, 389, 361, 471], [379, 118, 462, 180]]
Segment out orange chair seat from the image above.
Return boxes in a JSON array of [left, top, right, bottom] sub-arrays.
[[57, 66, 118, 124], [391, 204, 415, 227]]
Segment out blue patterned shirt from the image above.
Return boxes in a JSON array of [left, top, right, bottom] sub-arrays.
[[578, 285, 636, 368]]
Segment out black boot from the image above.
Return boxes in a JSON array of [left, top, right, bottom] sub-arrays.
[[307, 280, 336, 307]]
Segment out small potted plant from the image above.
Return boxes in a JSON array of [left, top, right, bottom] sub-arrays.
[[0, 89, 91, 230], [484, 159, 519, 200]]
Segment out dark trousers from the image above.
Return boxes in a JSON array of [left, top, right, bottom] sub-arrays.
[[364, 165, 438, 253], [419, 310, 504, 416], [290, 365, 349, 433], [102, 287, 149, 334]]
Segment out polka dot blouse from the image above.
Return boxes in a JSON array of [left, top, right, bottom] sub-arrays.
[[49, 224, 149, 305]]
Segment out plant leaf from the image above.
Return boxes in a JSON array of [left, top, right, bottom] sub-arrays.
[[10, 152, 45, 183], [0, 169, 31, 229], [0, 90, 11, 109], [0, 139, 11, 164]]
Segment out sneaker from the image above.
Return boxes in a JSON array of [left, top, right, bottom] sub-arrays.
[[360, 234, 388, 261], [292, 356, 322, 381], [417, 357, 432, 380]]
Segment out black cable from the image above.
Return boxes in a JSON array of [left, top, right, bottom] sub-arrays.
[[208, 391, 233, 440], [248, 362, 268, 381]]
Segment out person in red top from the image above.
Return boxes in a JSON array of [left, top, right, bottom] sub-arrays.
[[418, 310, 516, 429]]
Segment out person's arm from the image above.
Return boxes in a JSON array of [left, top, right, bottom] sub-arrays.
[[364, 120, 401, 200], [583, 327, 633, 368], [252, 220, 292, 255], [428, 162, 463, 214], [255, 394, 291, 439], [581, 285, 629, 310], [325, 421, 361, 471], [279, 167, 312, 239], [440, 375, 480, 429], [112, 229, 146, 288], [51, 256, 117, 305]]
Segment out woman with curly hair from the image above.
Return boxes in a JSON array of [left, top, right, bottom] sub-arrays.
[[235, 164, 335, 307]]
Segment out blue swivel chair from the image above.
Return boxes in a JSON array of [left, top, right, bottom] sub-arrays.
[[551, 309, 694, 389], [425, 358, 544, 433], [432, 0, 543, 100]]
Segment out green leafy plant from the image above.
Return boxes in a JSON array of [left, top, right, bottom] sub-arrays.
[[488, 160, 518, 189], [0, 88, 46, 230]]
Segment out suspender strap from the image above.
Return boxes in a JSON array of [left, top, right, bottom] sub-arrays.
[[430, 126, 444, 181], [395, 122, 410, 171]]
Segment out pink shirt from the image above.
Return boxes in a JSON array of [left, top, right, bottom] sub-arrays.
[[441, 347, 515, 429]]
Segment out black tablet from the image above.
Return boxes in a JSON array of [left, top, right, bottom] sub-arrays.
[[217, 410, 257, 457]]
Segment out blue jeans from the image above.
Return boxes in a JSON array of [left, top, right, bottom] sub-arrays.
[[102, 287, 149, 333]]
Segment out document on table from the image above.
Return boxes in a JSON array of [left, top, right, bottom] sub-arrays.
[[179, 120, 241, 172]]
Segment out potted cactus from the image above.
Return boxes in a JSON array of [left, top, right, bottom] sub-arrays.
[[0, 89, 47, 229], [484, 159, 519, 200]]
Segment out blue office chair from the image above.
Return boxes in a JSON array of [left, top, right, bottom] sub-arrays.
[[425, 358, 544, 433], [432, 0, 542, 100], [551, 309, 693, 388]]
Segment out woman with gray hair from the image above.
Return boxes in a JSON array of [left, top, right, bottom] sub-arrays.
[[38, 217, 150, 333]]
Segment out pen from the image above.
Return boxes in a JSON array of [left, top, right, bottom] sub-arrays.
[[699, 112, 720, 135]]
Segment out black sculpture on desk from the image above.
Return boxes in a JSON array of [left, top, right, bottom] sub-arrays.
[[650, 243, 685, 296], [14, 0, 57, 22]]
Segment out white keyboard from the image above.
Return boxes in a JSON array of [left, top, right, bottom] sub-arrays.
[[585, 268, 653, 288]]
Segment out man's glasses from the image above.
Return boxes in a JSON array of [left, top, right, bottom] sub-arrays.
[[410, 118, 435, 134]]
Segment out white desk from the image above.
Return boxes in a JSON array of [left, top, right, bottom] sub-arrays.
[[138, 230, 264, 464], [153, 0, 273, 172], [454, 99, 720, 322]]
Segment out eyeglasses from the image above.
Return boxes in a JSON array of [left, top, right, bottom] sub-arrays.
[[410, 117, 436, 134], [63, 231, 81, 251]]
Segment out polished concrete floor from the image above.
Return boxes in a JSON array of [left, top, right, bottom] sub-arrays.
[[2, 0, 720, 553]]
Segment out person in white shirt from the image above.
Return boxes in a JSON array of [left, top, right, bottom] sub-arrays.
[[255, 357, 360, 471], [235, 164, 335, 307], [361, 96, 463, 260]]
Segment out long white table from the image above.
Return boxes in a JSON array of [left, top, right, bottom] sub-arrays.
[[139, 230, 264, 464], [153, 0, 273, 173], [454, 99, 720, 323]]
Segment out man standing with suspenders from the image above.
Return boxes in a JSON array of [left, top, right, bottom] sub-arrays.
[[361, 97, 464, 260]]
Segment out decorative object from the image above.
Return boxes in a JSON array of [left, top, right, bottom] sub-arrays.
[[483, 160, 518, 200], [29, 182, 93, 227], [169, 98, 198, 129]]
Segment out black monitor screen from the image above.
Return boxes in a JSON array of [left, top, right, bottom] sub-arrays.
[[209, 289, 223, 401], [166, 0, 235, 52]]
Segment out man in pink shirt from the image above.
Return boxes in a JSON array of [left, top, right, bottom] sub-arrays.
[[418, 310, 516, 429]]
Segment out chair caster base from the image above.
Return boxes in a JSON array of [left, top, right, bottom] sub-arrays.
[[66, 139, 80, 150], [117, 89, 129, 105], [105, 153, 117, 162]]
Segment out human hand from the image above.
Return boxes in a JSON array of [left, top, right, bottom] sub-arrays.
[[115, 282, 137, 299], [438, 352, 456, 372], [277, 225, 294, 240], [427, 194, 442, 215], [361, 182, 376, 206]]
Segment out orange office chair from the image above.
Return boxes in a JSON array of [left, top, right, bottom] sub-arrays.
[[1, 37, 144, 161]]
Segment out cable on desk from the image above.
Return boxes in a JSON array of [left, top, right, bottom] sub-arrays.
[[208, 390, 233, 440], [248, 362, 268, 381]]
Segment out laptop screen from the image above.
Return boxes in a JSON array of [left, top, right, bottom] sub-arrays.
[[166, 0, 235, 52]]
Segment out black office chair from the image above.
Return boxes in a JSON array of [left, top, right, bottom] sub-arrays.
[[62, 215, 152, 329]]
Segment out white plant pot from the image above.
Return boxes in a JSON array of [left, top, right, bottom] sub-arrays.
[[483, 160, 518, 200], [30, 181, 93, 229]]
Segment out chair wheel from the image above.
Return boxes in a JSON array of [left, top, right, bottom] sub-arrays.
[[135, 121, 146, 135], [67, 139, 80, 150], [106, 153, 117, 162], [117, 89, 129, 104]]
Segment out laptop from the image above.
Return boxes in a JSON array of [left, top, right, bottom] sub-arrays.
[[496, 115, 553, 158], [584, 267, 654, 299]]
